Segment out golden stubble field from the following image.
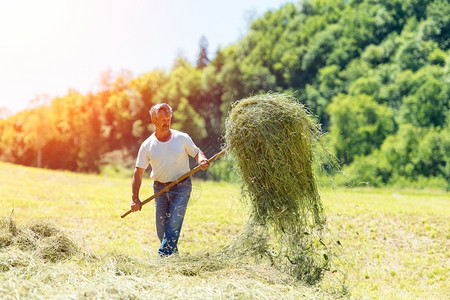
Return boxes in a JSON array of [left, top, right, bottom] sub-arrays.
[[0, 162, 448, 299]]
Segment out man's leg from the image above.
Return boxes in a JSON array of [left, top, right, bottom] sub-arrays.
[[154, 183, 170, 242], [158, 179, 192, 256]]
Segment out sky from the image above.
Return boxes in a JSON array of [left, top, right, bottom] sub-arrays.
[[0, 0, 291, 114]]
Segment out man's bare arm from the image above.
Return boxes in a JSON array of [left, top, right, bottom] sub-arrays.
[[131, 167, 145, 211], [195, 151, 210, 170]]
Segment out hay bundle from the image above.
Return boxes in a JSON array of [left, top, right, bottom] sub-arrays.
[[225, 93, 327, 283], [0, 217, 78, 262], [36, 234, 78, 262]]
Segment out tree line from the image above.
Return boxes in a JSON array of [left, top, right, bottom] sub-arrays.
[[0, 0, 448, 188]]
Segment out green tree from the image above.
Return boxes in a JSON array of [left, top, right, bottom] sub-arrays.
[[361, 44, 386, 66], [422, 0, 450, 50], [196, 36, 210, 69], [327, 94, 395, 164], [399, 68, 449, 127], [394, 34, 437, 71], [349, 76, 381, 98], [302, 24, 342, 77], [413, 126, 450, 178]]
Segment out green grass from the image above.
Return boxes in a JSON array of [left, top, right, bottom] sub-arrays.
[[0, 162, 448, 299]]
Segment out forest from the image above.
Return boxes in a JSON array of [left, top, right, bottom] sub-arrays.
[[0, 0, 448, 188]]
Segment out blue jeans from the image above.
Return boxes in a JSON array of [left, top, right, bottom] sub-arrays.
[[153, 178, 192, 256]]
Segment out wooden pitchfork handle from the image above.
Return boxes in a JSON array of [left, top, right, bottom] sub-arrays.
[[121, 148, 227, 218]]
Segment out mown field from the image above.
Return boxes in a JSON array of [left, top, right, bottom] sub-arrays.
[[0, 162, 448, 299]]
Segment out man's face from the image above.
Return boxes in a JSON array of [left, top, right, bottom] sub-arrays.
[[152, 110, 172, 132]]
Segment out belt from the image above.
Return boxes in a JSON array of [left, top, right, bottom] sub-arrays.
[[154, 177, 189, 186], [154, 181, 174, 186]]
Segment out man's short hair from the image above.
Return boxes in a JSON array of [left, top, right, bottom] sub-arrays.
[[149, 103, 173, 120]]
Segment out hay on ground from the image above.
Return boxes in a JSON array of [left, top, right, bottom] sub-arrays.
[[0, 217, 78, 262]]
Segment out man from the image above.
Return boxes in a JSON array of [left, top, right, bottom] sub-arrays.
[[131, 103, 210, 257]]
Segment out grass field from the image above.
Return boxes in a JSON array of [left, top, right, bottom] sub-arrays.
[[0, 162, 448, 299]]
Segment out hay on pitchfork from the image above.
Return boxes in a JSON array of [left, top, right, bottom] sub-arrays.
[[224, 93, 329, 284]]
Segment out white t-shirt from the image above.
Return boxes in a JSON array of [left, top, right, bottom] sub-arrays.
[[135, 129, 200, 182]]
